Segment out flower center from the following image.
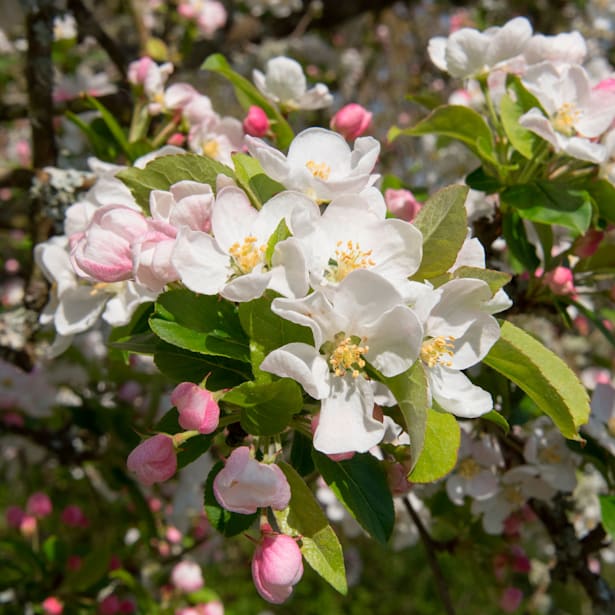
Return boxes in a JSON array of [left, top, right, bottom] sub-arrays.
[[305, 160, 331, 181], [328, 335, 369, 378], [538, 445, 562, 464], [420, 336, 455, 368], [325, 240, 376, 283], [503, 485, 525, 507], [457, 458, 481, 479], [229, 235, 266, 274], [552, 102, 581, 136], [202, 139, 220, 159]]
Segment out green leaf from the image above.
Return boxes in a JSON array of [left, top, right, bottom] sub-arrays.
[[380, 361, 429, 472], [222, 378, 304, 435], [480, 410, 510, 434], [599, 495, 615, 538], [117, 153, 235, 210], [154, 342, 251, 390], [232, 153, 285, 208], [408, 405, 461, 483], [483, 321, 590, 439], [238, 292, 313, 380], [502, 211, 540, 271], [275, 462, 347, 595], [62, 542, 111, 592], [313, 452, 395, 544], [42, 536, 67, 567], [264, 218, 292, 267], [202, 54, 294, 149], [108, 302, 156, 360], [502, 182, 593, 234], [149, 290, 250, 362], [108, 331, 161, 354], [65, 111, 119, 161], [204, 461, 258, 536], [290, 431, 315, 476], [411, 185, 469, 280], [388, 105, 496, 164], [465, 166, 501, 193], [84, 95, 132, 159], [452, 266, 511, 295], [586, 178, 615, 224], [499, 93, 541, 159]]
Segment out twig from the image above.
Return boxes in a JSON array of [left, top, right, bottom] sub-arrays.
[[403, 496, 457, 615]]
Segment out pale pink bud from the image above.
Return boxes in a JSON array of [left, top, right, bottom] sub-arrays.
[[384, 188, 422, 222], [213, 447, 290, 514], [70, 205, 148, 282], [61, 505, 88, 528], [166, 525, 182, 543], [27, 492, 52, 518], [171, 560, 204, 593], [128, 57, 155, 86], [543, 266, 576, 296], [5, 505, 25, 528], [20, 515, 37, 536], [330, 103, 372, 140], [171, 382, 220, 434], [499, 586, 523, 613], [132, 219, 178, 292], [42, 596, 64, 615], [243, 106, 270, 137], [252, 531, 303, 604], [127, 434, 177, 486], [201, 601, 224, 615], [167, 132, 186, 147]]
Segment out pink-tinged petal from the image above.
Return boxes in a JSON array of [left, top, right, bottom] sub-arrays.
[[315, 377, 384, 454], [429, 366, 493, 418], [149, 190, 175, 221], [164, 83, 199, 110], [171, 228, 229, 295], [171, 560, 204, 593], [171, 382, 220, 434], [260, 344, 330, 400], [211, 186, 258, 252], [127, 434, 177, 486]]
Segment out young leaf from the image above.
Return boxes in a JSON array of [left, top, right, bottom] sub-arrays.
[[290, 431, 315, 476], [483, 321, 590, 439], [408, 406, 461, 483], [117, 153, 235, 210], [149, 290, 250, 362], [499, 93, 541, 159], [379, 361, 429, 472], [480, 410, 510, 434], [452, 266, 512, 296], [411, 185, 468, 280], [202, 54, 294, 149], [465, 166, 501, 193], [275, 462, 347, 595], [599, 495, 615, 538], [264, 218, 292, 267], [502, 211, 540, 272], [586, 178, 615, 224], [232, 153, 285, 208], [222, 378, 304, 435], [388, 105, 497, 164], [204, 462, 258, 537], [85, 95, 132, 159], [313, 452, 395, 544]]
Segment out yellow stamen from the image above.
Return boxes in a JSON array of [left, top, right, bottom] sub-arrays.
[[329, 335, 369, 378], [420, 336, 455, 368], [326, 240, 376, 282], [306, 160, 331, 180], [202, 139, 220, 159], [503, 485, 525, 507], [552, 102, 581, 136], [457, 458, 481, 479], [229, 235, 266, 274]]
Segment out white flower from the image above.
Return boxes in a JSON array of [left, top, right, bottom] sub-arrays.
[[253, 56, 332, 111], [412, 278, 501, 418], [288, 193, 422, 298], [188, 114, 244, 166], [520, 62, 615, 163], [260, 270, 423, 454], [246, 127, 380, 202], [171, 186, 312, 301], [523, 31, 587, 67], [583, 382, 615, 455], [428, 17, 532, 79]]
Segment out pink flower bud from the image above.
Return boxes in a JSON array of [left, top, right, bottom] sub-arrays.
[[167, 132, 186, 147], [20, 515, 37, 536], [127, 434, 177, 486], [27, 492, 52, 518], [243, 106, 270, 137], [70, 205, 148, 283], [61, 505, 88, 528], [542, 266, 576, 296], [201, 601, 224, 615], [128, 57, 155, 86], [171, 560, 204, 593], [171, 382, 220, 434], [166, 525, 183, 544], [213, 447, 290, 514], [5, 505, 25, 528], [330, 103, 372, 140], [384, 188, 422, 222], [499, 586, 523, 613], [252, 531, 303, 604], [132, 219, 178, 292], [42, 596, 64, 615]]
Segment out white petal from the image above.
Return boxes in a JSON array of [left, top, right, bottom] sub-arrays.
[[55, 286, 107, 335], [212, 186, 257, 252], [429, 366, 493, 418], [269, 237, 309, 299]]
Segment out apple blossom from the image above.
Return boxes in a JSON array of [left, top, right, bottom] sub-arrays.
[[261, 269, 423, 454], [127, 56, 173, 114], [251, 529, 303, 604], [171, 382, 220, 434], [520, 62, 615, 163], [246, 127, 380, 202], [523, 31, 587, 67], [188, 114, 244, 165], [27, 492, 52, 518], [213, 447, 290, 514], [177, 0, 227, 37], [172, 186, 312, 301], [127, 434, 177, 486], [253, 56, 332, 111], [330, 103, 372, 140], [171, 560, 205, 593]]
